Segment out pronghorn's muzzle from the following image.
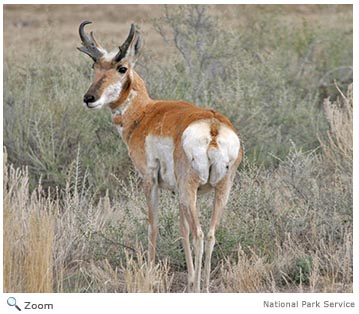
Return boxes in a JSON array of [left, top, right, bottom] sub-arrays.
[[83, 93, 98, 108]]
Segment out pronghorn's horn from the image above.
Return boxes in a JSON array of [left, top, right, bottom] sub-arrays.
[[113, 23, 136, 62], [78, 21, 104, 62]]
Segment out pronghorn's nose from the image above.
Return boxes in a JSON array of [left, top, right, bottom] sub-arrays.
[[84, 94, 95, 104]]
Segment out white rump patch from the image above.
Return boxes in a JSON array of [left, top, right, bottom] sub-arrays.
[[217, 126, 241, 163], [208, 126, 240, 185], [182, 120, 240, 186], [182, 121, 211, 184]]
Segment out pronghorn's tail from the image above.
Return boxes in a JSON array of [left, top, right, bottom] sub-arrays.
[[207, 120, 240, 186]]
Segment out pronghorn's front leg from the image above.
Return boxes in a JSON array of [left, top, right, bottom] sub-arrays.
[[144, 165, 160, 266]]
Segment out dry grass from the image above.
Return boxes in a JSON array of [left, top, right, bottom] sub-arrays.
[[120, 251, 173, 293], [219, 246, 275, 292], [320, 84, 353, 174], [3, 153, 54, 292]]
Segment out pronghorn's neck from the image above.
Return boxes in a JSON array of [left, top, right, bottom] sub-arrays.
[[110, 71, 151, 113], [111, 71, 153, 143], [111, 89, 137, 117]]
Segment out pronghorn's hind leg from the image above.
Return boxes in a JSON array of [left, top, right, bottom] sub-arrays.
[[204, 152, 241, 292], [179, 205, 195, 291], [203, 176, 232, 292], [178, 179, 203, 292]]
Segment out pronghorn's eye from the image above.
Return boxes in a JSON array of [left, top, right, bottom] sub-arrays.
[[117, 66, 127, 74]]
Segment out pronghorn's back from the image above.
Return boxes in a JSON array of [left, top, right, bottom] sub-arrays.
[[78, 21, 242, 292]]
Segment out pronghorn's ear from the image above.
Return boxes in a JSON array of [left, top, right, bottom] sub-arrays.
[[113, 24, 143, 65], [124, 28, 143, 66]]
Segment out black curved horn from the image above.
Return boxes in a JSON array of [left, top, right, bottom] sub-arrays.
[[78, 21, 104, 61], [113, 24, 136, 62]]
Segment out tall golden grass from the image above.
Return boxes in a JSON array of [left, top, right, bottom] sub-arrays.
[[4, 153, 54, 292]]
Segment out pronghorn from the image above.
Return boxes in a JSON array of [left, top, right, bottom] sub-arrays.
[[78, 21, 243, 292]]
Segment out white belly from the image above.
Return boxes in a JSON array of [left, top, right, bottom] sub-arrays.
[[145, 135, 177, 191]]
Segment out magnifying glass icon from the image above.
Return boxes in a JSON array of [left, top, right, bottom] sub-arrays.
[[7, 297, 21, 311]]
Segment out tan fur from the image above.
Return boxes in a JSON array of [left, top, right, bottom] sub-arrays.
[[209, 120, 220, 149]]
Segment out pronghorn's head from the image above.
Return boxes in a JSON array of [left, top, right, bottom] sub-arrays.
[[78, 21, 143, 109]]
